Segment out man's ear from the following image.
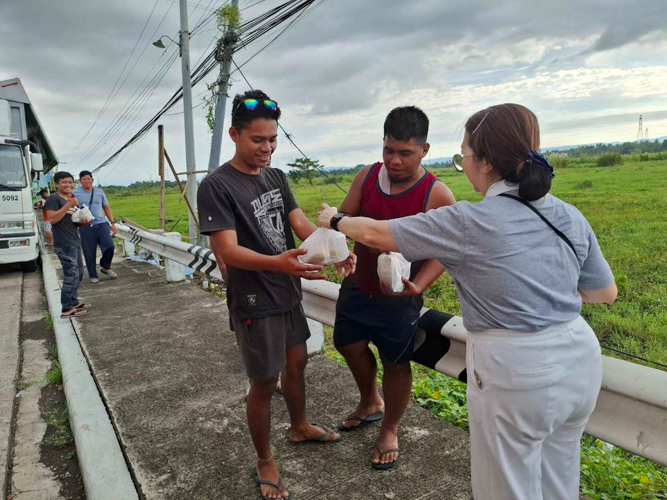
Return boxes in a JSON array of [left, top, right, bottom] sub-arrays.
[[422, 142, 430, 158], [229, 126, 240, 143]]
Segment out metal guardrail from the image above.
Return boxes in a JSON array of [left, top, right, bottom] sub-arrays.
[[115, 223, 667, 465]]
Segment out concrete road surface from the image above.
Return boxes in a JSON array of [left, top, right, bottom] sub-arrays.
[[68, 258, 472, 499]]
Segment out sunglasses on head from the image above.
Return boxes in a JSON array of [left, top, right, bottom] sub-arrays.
[[239, 98, 278, 111]]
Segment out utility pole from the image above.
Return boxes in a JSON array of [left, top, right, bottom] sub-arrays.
[[158, 125, 165, 231], [208, 0, 240, 172], [179, 0, 198, 241]]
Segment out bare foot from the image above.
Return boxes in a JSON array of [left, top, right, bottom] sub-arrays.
[[372, 429, 399, 467], [288, 423, 340, 443], [339, 399, 385, 430], [256, 458, 289, 499]]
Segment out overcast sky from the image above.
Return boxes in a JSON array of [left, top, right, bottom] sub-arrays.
[[2, 0, 667, 185]]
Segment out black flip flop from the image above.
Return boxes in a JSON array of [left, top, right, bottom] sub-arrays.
[[286, 423, 341, 444], [372, 445, 399, 471], [254, 470, 289, 500], [74, 303, 92, 310], [338, 410, 384, 432], [61, 309, 89, 319]]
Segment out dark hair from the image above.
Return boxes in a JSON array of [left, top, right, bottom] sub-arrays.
[[383, 106, 429, 143], [39, 188, 48, 195], [79, 170, 93, 179], [54, 171, 74, 183], [231, 89, 281, 131], [465, 103, 549, 201]]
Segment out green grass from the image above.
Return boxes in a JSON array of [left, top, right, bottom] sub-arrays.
[[44, 346, 63, 386], [43, 409, 74, 447], [41, 311, 54, 332]]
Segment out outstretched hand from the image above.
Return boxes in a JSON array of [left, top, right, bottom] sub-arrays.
[[276, 248, 327, 280], [379, 276, 423, 297], [334, 251, 357, 279]]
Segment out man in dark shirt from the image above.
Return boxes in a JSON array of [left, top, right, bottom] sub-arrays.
[[45, 171, 91, 318], [198, 90, 355, 500]]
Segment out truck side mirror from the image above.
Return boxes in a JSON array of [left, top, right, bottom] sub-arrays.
[[30, 153, 43, 172]]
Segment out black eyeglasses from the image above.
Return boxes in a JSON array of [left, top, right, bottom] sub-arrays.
[[452, 153, 478, 171]]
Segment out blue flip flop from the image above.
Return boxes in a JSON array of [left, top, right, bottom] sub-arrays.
[[254, 470, 289, 500], [338, 410, 384, 432]]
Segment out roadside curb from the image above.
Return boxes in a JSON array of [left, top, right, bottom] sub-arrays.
[[40, 246, 139, 500]]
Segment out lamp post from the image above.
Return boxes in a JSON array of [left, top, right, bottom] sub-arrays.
[[152, 1, 199, 243]]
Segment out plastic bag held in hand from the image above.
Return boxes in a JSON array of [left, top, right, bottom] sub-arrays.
[[299, 207, 349, 265], [72, 206, 94, 224], [377, 252, 411, 293]]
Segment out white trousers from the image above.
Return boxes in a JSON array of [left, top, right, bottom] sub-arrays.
[[466, 316, 602, 500]]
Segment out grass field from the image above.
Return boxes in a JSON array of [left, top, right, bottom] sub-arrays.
[[109, 160, 667, 368], [109, 159, 667, 498]]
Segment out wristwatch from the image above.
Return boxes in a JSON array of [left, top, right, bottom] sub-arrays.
[[330, 213, 348, 232]]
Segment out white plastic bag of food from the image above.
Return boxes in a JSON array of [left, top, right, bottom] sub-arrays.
[[377, 252, 411, 293], [299, 228, 349, 265], [71, 206, 94, 224]]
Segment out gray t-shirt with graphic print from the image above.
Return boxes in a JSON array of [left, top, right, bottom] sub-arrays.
[[198, 163, 301, 320], [389, 191, 614, 333]]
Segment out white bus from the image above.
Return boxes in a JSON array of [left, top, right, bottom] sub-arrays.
[[0, 78, 58, 272]]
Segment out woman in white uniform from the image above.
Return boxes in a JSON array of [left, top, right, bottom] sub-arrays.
[[319, 103, 617, 500]]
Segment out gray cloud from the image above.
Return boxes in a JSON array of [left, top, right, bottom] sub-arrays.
[[2, 0, 667, 182]]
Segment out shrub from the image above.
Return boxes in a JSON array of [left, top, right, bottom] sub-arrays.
[[324, 175, 343, 185], [597, 153, 623, 167], [550, 157, 571, 169]]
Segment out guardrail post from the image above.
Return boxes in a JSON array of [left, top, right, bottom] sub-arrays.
[[306, 319, 324, 356], [164, 232, 186, 282], [122, 239, 136, 257]]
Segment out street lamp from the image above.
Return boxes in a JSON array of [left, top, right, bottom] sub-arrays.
[[152, 35, 180, 50], [152, 2, 199, 244]]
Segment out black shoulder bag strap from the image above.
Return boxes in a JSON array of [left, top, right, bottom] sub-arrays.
[[498, 193, 578, 259], [89, 187, 95, 208]]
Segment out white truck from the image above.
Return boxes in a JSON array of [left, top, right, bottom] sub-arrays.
[[0, 78, 58, 272]]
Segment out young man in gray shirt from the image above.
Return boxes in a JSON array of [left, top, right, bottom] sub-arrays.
[[198, 90, 355, 500], [45, 171, 91, 318]]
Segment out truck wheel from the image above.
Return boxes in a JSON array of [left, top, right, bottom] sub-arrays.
[[21, 259, 38, 273]]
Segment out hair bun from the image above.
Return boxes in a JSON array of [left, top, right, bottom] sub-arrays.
[[518, 159, 551, 201]]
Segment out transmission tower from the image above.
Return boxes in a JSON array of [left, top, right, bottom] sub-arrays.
[[637, 115, 644, 141], [645, 128, 649, 141]]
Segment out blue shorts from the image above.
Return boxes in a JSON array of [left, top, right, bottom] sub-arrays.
[[333, 282, 423, 364]]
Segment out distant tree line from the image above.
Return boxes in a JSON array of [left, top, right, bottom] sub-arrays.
[[548, 139, 667, 158], [100, 180, 179, 195]]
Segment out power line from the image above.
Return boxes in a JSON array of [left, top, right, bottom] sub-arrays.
[[85, 52, 181, 170], [68, 1, 177, 165], [91, 0, 324, 173], [162, 0, 219, 11], [73, 48, 180, 170], [64, 0, 163, 159], [232, 57, 347, 194], [240, 0, 268, 11], [74, 1, 226, 171]]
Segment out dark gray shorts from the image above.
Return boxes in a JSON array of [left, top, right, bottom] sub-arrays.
[[231, 304, 311, 381]]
